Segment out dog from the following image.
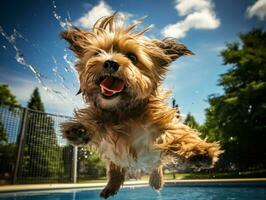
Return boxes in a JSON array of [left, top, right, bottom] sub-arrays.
[[60, 13, 222, 199]]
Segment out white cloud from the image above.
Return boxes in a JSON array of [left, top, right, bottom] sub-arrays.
[[162, 0, 220, 39], [175, 0, 212, 16], [76, 1, 113, 29], [247, 0, 266, 20], [75, 1, 133, 29]]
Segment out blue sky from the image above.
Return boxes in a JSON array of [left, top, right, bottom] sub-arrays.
[[0, 0, 265, 124]]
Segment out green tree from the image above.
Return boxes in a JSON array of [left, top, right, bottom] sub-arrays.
[[27, 88, 44, 111], [78, 148, 106, 179], [200, 101, 224, 142], [0, 84, 20, 107], [184, 113, 200, 130], [0, 84, 20, 143], [203, 29, 266, 170], [0, 121, 7, 143], [0, 84, 20, 182], [22, 88, 64, 178], [0, 84, 21, 142]]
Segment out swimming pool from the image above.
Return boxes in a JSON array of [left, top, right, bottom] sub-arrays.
[[1, 183, 266, 200]]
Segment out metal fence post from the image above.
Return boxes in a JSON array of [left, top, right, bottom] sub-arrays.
[[13, 108, 28, 184], [72, 146, 78, 183]]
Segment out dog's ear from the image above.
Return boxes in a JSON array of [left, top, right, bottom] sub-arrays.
[[60, 27, 90, 58], [154, 38, 194, 62]]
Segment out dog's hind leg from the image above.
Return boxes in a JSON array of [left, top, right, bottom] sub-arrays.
[[149, 165, 164, 190], [100, 161, 126, 199], [154, 123, 223, 168]]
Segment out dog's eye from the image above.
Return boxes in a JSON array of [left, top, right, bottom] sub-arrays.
[[127, 53, 137, 64]]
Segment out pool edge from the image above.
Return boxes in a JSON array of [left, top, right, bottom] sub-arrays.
[[0, 178, 266, 193]]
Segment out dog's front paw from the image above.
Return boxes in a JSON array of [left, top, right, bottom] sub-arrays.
[[61, 122, 91, 146], [100, 184, 120, 199]]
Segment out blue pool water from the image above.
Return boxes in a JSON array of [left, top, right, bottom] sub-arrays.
[[1, 185, 266, 200]]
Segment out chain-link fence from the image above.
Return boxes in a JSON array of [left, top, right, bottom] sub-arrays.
[[0, 104, 106, 185]]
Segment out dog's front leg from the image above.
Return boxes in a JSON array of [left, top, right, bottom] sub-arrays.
[[100, 161, 126, 199], [61, 120, 91, 146]]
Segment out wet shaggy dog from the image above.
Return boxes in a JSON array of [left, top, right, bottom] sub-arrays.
[[60, 14, 222, 199]]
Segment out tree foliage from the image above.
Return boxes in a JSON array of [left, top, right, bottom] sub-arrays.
[[202, 29, 266, 170], [22, 88, 64, 177], [0, 121, 7, 143], [0, 84, 19, 143], [0, 84, 20, 181], [184, 113, 200, 130], [0, 84, 20, 107], [78, 148, 106, 179], [27, 88, 44, 112]]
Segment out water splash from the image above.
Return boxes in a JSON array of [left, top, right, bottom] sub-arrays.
[[52, 1, 79, 85], [63, 53, 79, 82], [0, 25, 78, 109], [51, 1, 82, 107], [63, 53, 76, 72], [155, 190, 162, 200], [72, 191, 76, 200], [52, 56, 65, 83], [51, 56, 79, 104], [0, 1, 83, 114], [0, 26, 46, 87], [52, 0, 73, 30]]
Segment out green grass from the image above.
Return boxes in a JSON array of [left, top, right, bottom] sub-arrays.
[[77, 169, 266, 183], [163, 169, 266, 180], [78, 177, 107, 183]]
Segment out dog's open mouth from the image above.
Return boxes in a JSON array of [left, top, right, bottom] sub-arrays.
[[99, 76, 125, 97]]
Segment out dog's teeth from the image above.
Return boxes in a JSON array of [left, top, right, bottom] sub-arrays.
[[100, 86, 117, 96]]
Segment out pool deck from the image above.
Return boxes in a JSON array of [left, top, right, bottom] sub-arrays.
[[0, 178, 266, 193]]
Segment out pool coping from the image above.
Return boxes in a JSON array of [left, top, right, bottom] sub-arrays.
[[0, 178, 266, 193]]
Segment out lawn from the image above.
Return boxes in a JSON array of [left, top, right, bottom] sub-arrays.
[[78, 169, 266, 183]]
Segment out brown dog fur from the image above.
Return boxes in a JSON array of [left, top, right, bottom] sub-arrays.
[[60, 13, 223, 198]]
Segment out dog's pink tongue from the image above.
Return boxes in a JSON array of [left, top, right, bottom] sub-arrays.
[[100, 76, 125, 96]]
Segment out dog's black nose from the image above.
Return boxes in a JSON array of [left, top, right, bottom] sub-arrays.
[[103, 60, 119, 73]]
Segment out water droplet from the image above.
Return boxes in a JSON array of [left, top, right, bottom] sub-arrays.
[[63, 53, 79, 82], [64, 66, 70, 72], [52, 1, 73, 30], [248, 105, 252, 113]]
